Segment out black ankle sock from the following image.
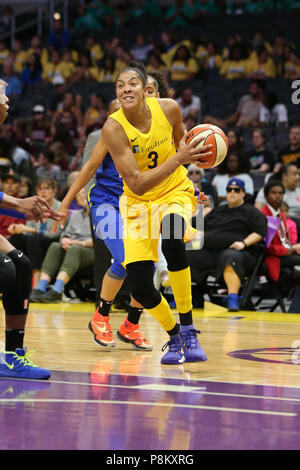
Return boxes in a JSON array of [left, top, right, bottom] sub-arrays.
[[167, 323, 180, 338], [179, 310, 193, 326], [127, 306, 143, 325], [97, 297, 114, 316], [5, 329, 25, 351]]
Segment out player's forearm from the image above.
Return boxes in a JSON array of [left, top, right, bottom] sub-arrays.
[[127, 154, 182, 196], [0, 192, 23, 211]]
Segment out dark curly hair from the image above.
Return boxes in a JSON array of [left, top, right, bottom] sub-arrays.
[[146, 70, 171, 98]]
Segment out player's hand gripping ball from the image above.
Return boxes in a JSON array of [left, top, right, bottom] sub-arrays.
[[185, 124, 229, 169]]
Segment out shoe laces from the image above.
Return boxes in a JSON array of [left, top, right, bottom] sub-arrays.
[[162, 335, 181, 353], [12, 349, 37, 368], [180, 329, 201, 349]]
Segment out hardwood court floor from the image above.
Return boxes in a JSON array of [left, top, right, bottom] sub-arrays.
[[0, 301, 300, 450]]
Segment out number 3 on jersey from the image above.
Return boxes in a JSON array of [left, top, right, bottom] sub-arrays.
[[147, 151, 158, 169]]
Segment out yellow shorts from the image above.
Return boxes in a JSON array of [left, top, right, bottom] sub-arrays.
[[119, 179, 198, 266]]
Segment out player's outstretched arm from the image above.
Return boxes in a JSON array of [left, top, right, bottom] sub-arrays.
[[51, 134, 108, 232], [0, 193, 65, 222], [102, 118, 212, 197]]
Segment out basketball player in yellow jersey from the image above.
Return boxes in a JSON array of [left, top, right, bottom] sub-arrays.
[[101, 62, 212, 364]]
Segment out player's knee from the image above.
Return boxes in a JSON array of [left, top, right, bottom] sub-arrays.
[[130, 284, 161, 309], [161, 238, 188, 271], [8, 250, 32, 279], [0, 258, 16, 292], [126, 261, 160, 309], [108, 263, 127, 279]]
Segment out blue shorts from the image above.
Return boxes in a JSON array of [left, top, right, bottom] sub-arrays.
[[90, 203, 126, 279]]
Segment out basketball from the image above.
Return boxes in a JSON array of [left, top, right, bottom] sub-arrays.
[[185, 124, 229, 169]]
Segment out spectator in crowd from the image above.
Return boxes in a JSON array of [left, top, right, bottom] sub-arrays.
[[219, 43, 250, 80], [42, 49, 70, 82], [260, 179, 300, 282], [30, 188, 94, 303], [30, 104, 52, 156], [0, 173, 25, 237], [0, 40, 9, 65], [211, 151, 254, 204], [187, 163, 215, 212], [35, 148, 65, 185], [27, 35, 49, 68], [187, 177, 267, 311], [83, 93, 107, 133], [204, 79, 266, 129], [70, 51, 99, 83], [255, 163, 300, 238], [84, 34, 103, 65], [20, 52, 42, 85], [274, 125, 300, 171], [1, 59, 22, 98], [176, 87, 201, 121], [165, 0, 194, 28], [183, 113, 197, 131], [130, 34, 153, 62], [47, 16, 71, 52], [146, 51, 168, 74], [259, 90, 289, 128], [247, 46, 276, 79], [51, 92, 83, 139], [199, 40, 222, 70], [12, 39, 28, 74], [281, 201, 298, 244], [227, 128, 244, 154], [169, 45, 198, 81], [7, 177, 61, 290], [74, 3, 103, 31], [246, 128, 274, 174], [50, 75, 68, 112], [98, 55, 117, 83], [19, 175, 33, 198], [49, 141, 69, 171], [280, 45, 300, 79]]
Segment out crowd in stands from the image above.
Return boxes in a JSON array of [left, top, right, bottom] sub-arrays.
[[0, 0, 299, 308]]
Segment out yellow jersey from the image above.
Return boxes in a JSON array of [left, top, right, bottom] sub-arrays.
[[110, 97, 188, 201]]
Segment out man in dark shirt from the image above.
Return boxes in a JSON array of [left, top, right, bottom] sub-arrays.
[[187, 177, 267, 311], [274, 125, 300, 171]]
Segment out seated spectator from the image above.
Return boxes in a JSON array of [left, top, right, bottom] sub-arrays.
[[1, 59, 22, 97], [12, 39, 28, 74], [176, 86, 201, 121], [70, 51, 99, 83], [260, 179, 300, 282], [26, 36, 49, 68], [280, 45, 300, 79], [7, 177, 61, 289], [194, 0, 221, 16], [11, 117, 32, 153], [60, 48, 77, 80], [30, 189, 94, 303], [187, 163, 215, 212], [274, 125, 300, 172], [36, 149, 65, 185], [20, 52, 42, 84], [259, 91, 288, 128], [0, 173, 25, 237], [30, 104, 52, 155], [130, 34, 153, 62], [199, 41, 222, 70], [49, 141, 69, 171], [19, 175, 33, 198], [146, 51, 168, 74], [187, 177, 267, 311], [165, 0, 194, 28], [227, 128, 244, 154], [169, 45, 198, 81], [255, 163, 300, 236], [0, 40, 10, 65], [281, 201, 298, 244], [50, 75, 68, 112], [204, 79, 265, 129], [247, 46, 276, 79], [85, 34, 103, 65], [51, 92, 83, 138], [83, 93, 107, 133], [184, 113, 197, 131], [246, 128, 274, 174], [98, 55, 117, 83], [42, 49, 70, 82], [47, 15, 71, 52], [211, 151, 254, 204], [219, 43, 250, 80], [74, 4, 103, 31]]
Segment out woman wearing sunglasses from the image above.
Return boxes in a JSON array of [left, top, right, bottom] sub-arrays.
[[187, 177, 267, 311]]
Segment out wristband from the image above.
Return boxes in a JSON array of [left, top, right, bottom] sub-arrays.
[[242, 240, 247, 248]]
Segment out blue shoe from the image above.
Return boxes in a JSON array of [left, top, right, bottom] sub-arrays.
[[180, 328, 207, 362], [0, 348, 51, 380], [161, 336, 185, 365], [227, 294, 239, 312]]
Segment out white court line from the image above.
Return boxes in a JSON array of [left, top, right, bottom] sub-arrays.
[[45, 379, 300, 402], [0, 398, 296, 417]]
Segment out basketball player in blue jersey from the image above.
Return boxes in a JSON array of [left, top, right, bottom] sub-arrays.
[[55, 98, 152, 351]]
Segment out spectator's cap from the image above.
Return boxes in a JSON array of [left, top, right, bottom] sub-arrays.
[[52, 75, 65, 86], [3, 172, 21, 183], [32, 104, 45, 113], [226, 177, 245, 191]]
